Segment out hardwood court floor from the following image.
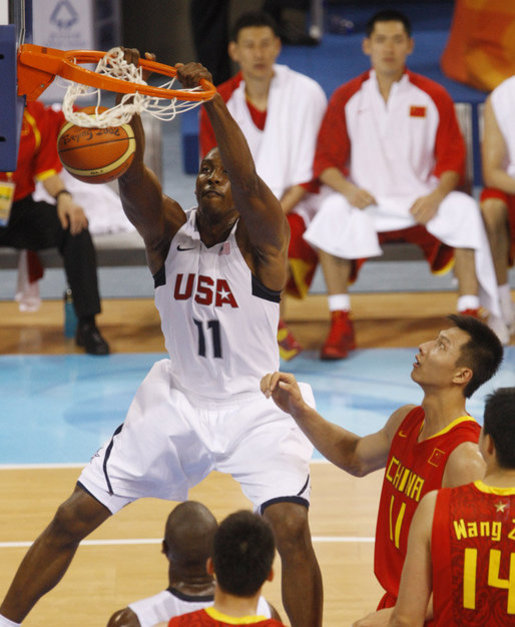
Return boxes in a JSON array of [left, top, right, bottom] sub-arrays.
[[0, 465, 383, 627], [0, 291, 465, 355], [0, 292, 506, 626]]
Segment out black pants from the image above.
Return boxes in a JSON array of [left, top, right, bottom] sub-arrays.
[[0, 195, 101, 318], [190, 0, 231, 86]]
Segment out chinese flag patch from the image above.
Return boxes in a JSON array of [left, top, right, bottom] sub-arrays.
[[410, 105, 427, 117], [428, 448, 445, 467]]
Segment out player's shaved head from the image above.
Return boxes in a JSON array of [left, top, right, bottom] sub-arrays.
[[164, 501, 218, 569]]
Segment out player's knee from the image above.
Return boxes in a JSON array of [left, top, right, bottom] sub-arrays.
[[49, 488, 110, 543], [263, 501, 311, 554], [480, 198, 508, 232]]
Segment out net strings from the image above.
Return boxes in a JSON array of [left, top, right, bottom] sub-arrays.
[[61, 47, 205, 127]]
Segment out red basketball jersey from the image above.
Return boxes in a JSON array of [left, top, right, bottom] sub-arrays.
[[168, 608, 284, 626], [432, 482, 515, 625], [374, 406, 481, 602]]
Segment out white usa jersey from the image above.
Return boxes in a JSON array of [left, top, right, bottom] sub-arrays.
[[129, 588, 272, 627], [154, 209, 280, 401]]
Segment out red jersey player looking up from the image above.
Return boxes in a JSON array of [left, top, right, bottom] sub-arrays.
[[261, 313, 503, 625]]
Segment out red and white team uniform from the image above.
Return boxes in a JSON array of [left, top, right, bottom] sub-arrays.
[[431, 481, 515, 626], [374, 406, 481, 607], [0, 101, 63, 199], [128, 588, 272, 627], [79, 210, 314, 512], [200, 65, 327, 297], [480, 75, 515, 263], [305, 69, 500, 319], [168, 607, 283, 626]]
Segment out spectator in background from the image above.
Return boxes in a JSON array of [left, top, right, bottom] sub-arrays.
[[0, 100, 109, 355], [262, 0, 319, 46], [480, 76, 515, 341], [190, 0, 232, 86], [304, 9, 505, 360]]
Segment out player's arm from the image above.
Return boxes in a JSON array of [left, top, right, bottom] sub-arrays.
[[441, 440, 485, 488], [198, 106, 217, 160], [42, 173, 89, 236], [106, 606, 141, 627], [314, 91, 375, 209], [280, 184, 306, 215], [482, 96, 515, 194], [320, 167, 376, 209], [117, 49, 186, 275], [409, 170, 460, 225], [260, 372, 412, 476], [388, 492, 436, 627], [185, 63, 288, 292]]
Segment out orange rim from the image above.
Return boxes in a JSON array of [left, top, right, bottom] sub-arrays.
[[17, 44, 216, 102]]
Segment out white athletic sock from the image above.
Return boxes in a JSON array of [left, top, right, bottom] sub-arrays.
[[0, 616, 22, 627], [457, 295, 480, 312], [328, 294, 351, 312]]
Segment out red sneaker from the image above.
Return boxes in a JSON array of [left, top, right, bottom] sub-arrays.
[[277, 319, 303, 361], [321, 310, 356, 360]]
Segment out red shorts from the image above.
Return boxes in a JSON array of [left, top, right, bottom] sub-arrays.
[[286, 212, 318, 298], [480, 187, 515, 266], [349, 224, 455, 284]]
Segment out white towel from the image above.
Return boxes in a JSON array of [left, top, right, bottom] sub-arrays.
[[226, 64, 327, 201], [305, 190, 501, 318]]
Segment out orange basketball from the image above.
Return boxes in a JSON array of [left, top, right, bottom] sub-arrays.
[[57, 107, 136, 184]]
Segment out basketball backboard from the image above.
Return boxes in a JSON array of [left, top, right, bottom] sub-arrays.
[[0, 0, 32, 172]]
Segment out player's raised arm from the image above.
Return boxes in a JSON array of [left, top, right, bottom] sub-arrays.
[[117, 48, 186, 275], [261, 372, 411, 476], [176, 63, 289, 289]]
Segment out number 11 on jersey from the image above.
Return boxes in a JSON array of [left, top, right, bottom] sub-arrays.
[[193, 318, 222, 358]]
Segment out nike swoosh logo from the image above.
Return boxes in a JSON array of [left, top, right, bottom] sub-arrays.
[[177, 245, 196, 251]]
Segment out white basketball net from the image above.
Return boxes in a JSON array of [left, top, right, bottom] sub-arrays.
[[61, 47, 206, 128]]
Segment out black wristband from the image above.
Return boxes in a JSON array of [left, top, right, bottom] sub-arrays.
[[54, 189, 71, 201]]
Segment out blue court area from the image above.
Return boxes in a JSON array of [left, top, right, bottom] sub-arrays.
[[1, 347, 514, 466]]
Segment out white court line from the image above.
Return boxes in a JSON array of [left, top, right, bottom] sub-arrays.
[[0, 536, 374, 549], [0, 463, 86, 469]]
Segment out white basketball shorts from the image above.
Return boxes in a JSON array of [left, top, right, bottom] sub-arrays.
[[79, 359, 315, 514]]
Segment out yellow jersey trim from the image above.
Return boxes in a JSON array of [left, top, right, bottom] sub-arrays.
[[205, 607, 268, 624], [473, 480, 515, 496], [35, 168, 59, 182], [24, 110, 41, 151], [431, 256, 455, 276], [424, 415, 477, 440]]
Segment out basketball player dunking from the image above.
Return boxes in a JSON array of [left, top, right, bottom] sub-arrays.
[[0, 56, 322, 627]]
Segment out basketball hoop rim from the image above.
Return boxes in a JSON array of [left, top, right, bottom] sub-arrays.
[[17, 44, 216, 102]]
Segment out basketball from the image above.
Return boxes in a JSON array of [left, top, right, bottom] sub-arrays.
[[57, 107, 136, 184]]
